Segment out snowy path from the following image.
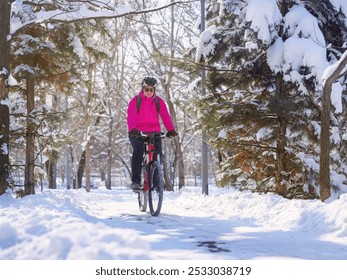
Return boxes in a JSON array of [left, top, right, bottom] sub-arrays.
[[74, 188, 234, 259], [57, 187, 347, 260], [1, 186, 347, 260]]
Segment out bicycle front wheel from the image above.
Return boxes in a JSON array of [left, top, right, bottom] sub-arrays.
[[148, 161, 164, 216]]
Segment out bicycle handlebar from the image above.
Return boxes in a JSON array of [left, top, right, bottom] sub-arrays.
[[138, 131, 167, 139]]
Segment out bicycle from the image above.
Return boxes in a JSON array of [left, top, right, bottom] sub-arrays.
[[134, 131, 167, 216]]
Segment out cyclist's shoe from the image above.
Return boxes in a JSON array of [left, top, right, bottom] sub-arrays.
[[130, 182, 142, 191]]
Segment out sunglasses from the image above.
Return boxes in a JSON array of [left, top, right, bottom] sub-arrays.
[[144, 87, 154, 92]]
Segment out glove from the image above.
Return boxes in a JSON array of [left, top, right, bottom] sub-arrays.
[[167, 130, 177, 138], [129, 128, 140, 137]]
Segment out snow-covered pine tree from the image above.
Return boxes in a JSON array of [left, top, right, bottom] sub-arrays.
[[194, 0, 347, 199], [10, 21, 84, 194]]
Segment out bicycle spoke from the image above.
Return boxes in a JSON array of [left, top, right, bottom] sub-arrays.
[[138, 190, 147, 212]]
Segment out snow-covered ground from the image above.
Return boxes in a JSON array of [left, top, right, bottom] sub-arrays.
[[1, 184, 347, 260]]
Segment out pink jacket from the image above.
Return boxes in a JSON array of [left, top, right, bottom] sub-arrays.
[[127, 91, 175, 133]]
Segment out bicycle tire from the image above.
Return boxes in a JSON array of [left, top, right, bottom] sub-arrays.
[[148, 161, 164, 216], [138, 190, 147, 212], [138, 163, 147, 212]]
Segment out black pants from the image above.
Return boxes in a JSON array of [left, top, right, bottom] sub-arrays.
[[129, 137, 162, 184]]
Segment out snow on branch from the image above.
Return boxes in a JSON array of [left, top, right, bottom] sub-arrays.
[[10, 0, 194, 36], [322, 50, 347, 87]]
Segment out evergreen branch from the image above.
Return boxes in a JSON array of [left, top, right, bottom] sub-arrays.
[[216, 139, 277, 152], [168, 56, 276, 79]]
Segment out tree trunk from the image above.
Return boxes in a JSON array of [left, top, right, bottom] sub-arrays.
[[85, 140, 91, 192], [100, 169, 105, 182], [0, 76, 10, 195], [105, 116, 113, 190], [0, 0, 12, 195], [320, 83, 331, 201], [83, 65, 94, 192], [24, 77, 36, 195], [275, 74, 287, 196], [105, 147, 112, 189], [320, 51, 347, 201], [65, 146, 71, 189], [64, 95, 71, 189], [162, 143, 173, 191], [105, 124, 113, 190], [161, 81, 185, 190], [46, 159, 57, 189], [77, 150, 86, 189], [174, 136, 185, 190], [169, 2, 185, 189]]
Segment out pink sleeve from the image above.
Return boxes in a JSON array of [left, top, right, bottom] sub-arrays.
[[127, 97, 137, 132], [158, 98, 175, 131]]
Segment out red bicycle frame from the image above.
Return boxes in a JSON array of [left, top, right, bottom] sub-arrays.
[[143, 142, 155, 191]]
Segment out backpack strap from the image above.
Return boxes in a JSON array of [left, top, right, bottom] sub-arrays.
[[155, 96, 160, 113], [136, 94, 142, 113], [136, 94, 160, 113]]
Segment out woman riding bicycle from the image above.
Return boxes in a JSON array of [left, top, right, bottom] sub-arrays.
[[127, 77, 177, 191]]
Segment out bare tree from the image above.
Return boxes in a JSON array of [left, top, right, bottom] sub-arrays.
[[1, 0, 190, 195], [133, 0, 199, 190]]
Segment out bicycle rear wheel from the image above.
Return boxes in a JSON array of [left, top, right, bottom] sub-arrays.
[[148, 161, 164, 216], [138, 190, 147, 212]]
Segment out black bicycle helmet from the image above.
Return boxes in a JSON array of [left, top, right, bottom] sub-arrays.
[[141, 77, 158, 89]]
